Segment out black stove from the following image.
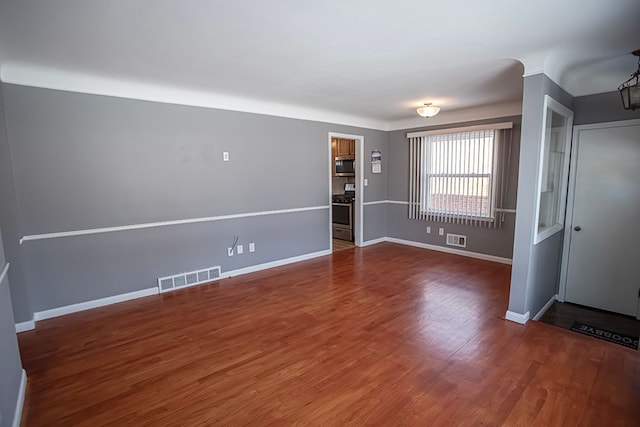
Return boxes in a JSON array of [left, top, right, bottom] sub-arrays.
[[332, 192, 354, 204]]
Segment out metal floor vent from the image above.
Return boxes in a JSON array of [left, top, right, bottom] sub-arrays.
[[158, 266, 221, 293], [446, 233, 467, 248]]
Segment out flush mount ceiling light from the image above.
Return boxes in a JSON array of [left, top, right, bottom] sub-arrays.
[[416, 102, 440, 118], [618, 49, 640, 111]]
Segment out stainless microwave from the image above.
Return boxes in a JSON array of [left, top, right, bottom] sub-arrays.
[[335, 156, 355, 176]]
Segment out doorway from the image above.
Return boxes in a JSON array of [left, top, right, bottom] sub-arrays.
[[559, 119, 640, 319], [328, 132, 364, 252]]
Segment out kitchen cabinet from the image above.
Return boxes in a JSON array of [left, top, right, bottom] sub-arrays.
[[333, 138, 355, 157], [331, 138, 356, 177]]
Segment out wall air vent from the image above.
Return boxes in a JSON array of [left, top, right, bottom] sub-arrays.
[[157, 266, 221, 293], [446, 233, 467, 248]]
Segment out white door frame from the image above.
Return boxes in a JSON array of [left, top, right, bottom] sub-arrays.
[[557, 118, 640, 304], [328, 132, 364, 249]]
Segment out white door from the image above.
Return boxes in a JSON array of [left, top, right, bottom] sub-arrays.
[[564, 122, 640, 317]]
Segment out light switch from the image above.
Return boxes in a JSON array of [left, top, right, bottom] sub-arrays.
[[249, 242, 255, 252], [364, 178, 369, 186], [439, 228, 444, 236], [223, 151, 229, 161], [237, 244, 243, 254], [426, 226, 431, 234]]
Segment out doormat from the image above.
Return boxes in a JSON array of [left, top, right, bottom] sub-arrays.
[[570, 322, 639, 350]]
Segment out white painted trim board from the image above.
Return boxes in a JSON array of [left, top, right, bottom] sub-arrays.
[[359, 237, 512, 264], [20, 205, 330, 244], [533, 294, 557, 321], [362, 200, 410, 206], [328, 132, 365, 248], [19, 249, 332, 329], [221, 249, 331, 279], [12, 369, 27, 427], [362, 200, 388, 206], [15, 320, 35, 333], [505, 310, 530, 324], [33, 288, 159, 322], [532, 95, 573, 245], [361, 237, 387, 247], [327, 134, 334, 253], [385, 237, 512, 265], [0, 262, 9, 285]]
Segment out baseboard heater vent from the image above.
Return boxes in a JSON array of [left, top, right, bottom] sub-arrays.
[[158, 266, 221, 293], [446, 233, 467, 248]]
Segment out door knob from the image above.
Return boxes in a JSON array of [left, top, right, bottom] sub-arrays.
[[574, 226, 582, 231]]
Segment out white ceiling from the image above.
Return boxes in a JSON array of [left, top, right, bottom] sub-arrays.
[[0, 1, 639, 129]]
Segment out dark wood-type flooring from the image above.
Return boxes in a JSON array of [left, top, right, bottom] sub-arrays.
[[17, 243, 640, 426], [332, 238, 355, 252]]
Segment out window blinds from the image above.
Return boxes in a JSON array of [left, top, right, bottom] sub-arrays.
[[409, 123, 513, 229]]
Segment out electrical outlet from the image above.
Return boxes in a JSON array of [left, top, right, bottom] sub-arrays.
[[439, 228, 444, 236], [237, 244, 243, 255], [227, 247, 234, 256], [426, 226, 431, 234], [223, 151, 229, 161], [249, 242, 255, 252]]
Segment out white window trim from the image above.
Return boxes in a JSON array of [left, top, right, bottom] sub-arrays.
[[533, 95, 574, 245]]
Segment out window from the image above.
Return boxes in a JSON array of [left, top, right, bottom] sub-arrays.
[[408, 123, 513, 227], [422, 130, 496, 219], [534, 96, 573, 244]]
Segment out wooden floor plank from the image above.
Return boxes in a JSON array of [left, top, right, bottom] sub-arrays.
[[17, 243, 640, 426]]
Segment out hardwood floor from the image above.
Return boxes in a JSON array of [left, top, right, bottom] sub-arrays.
[[332, 238, 355, 252], [17, 243, 640, 426]]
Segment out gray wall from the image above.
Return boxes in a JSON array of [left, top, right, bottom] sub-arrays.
[[363, 203, 387, 242], [0, 226, 24, 427], [0, 85, 31, 322], [573, 91, 640, 125], [509, 74, 574, 316], [10, 80, 632, 325], [1, 83, 388, 320], [386, 116, 522, 259]]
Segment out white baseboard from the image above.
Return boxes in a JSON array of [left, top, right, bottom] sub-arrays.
[[0, 262, 10, 285], [222, 249, 331, 279], [15, 320, 35, 333], [361, 237, 386, 247], [34, 287, 159, 322], [533, 294, 558, 321], [505, 310, 530, 324], [18, 250, 332, 330], [12, 369, 27, 427], [385, 237, 512, 265]]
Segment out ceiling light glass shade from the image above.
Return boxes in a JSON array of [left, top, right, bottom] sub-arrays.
[[416, 103, 440, 118], [618, 49, 640, 111]]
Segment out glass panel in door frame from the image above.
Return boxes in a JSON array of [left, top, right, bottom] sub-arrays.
[[533, 95, 574, 244]]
